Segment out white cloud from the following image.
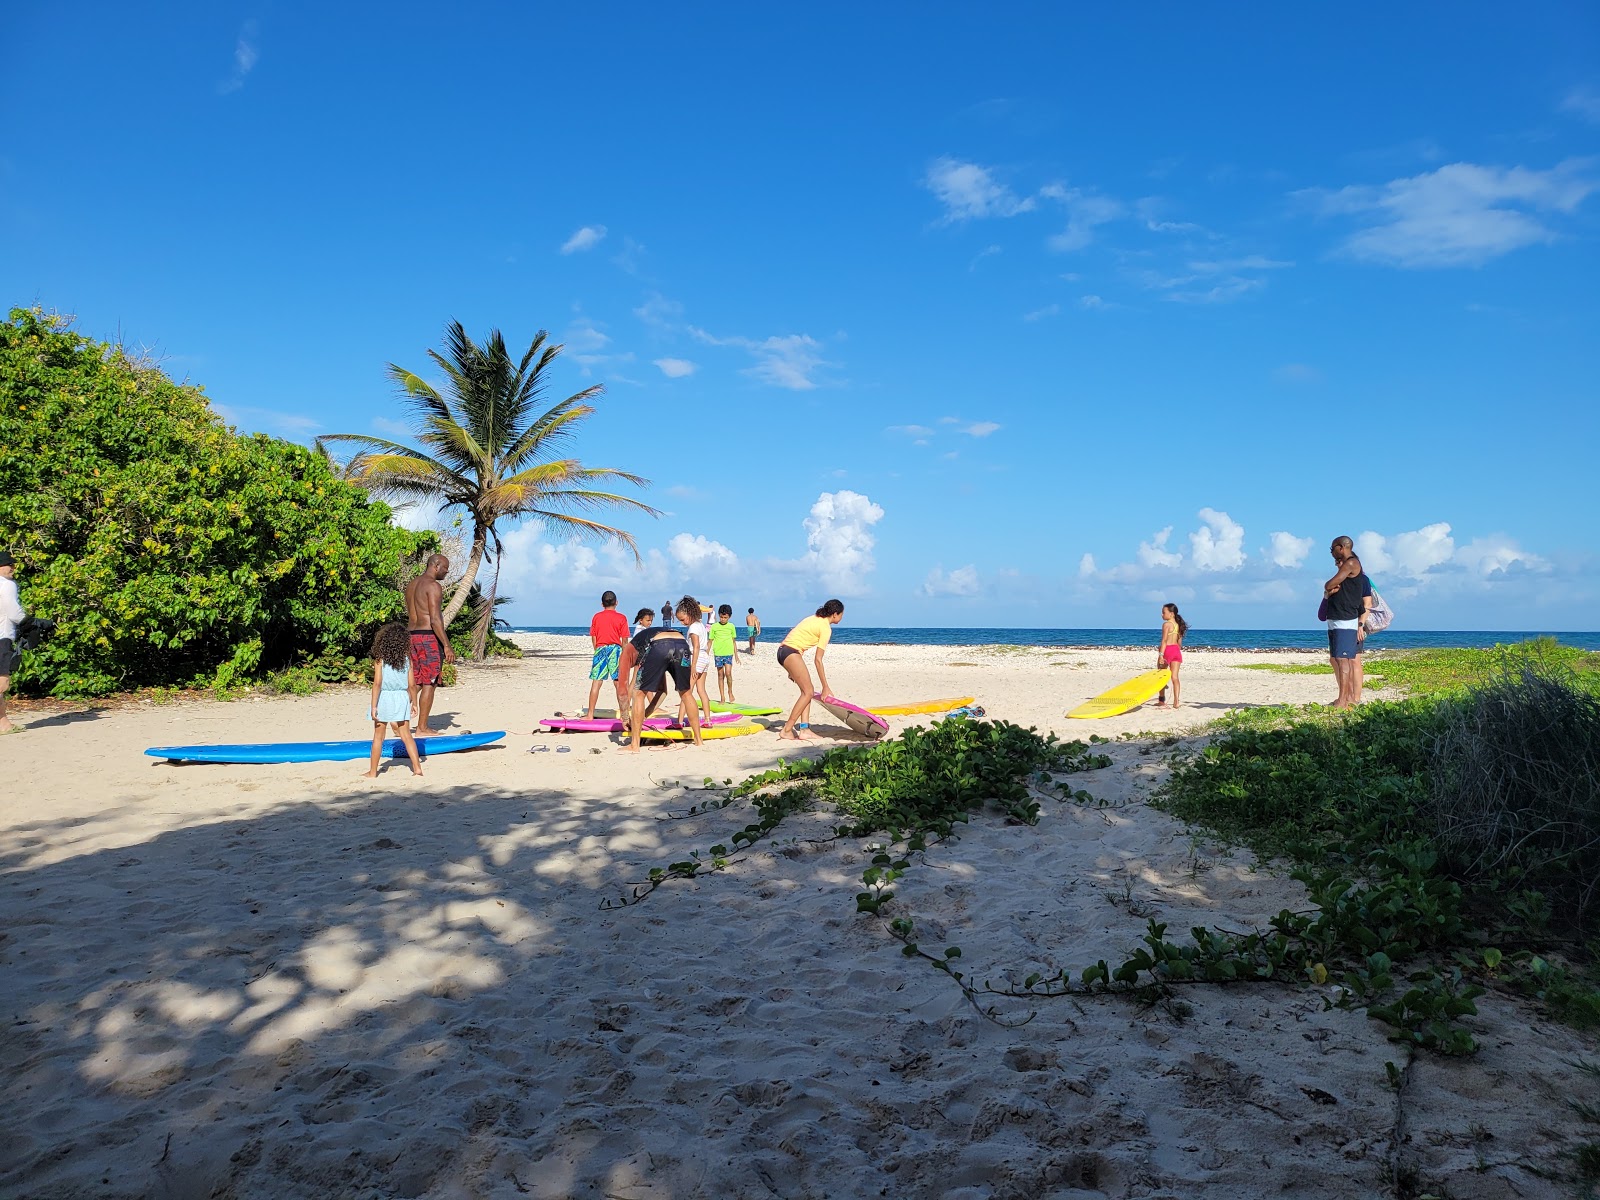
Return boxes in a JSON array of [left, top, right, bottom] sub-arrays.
[[1165, 276, 1266, 305], [1043, 186, 1122, 252], [923, 157, 1036, 222], [921, 565, 981, 597], [1356, 523, 1455, 577], [653, 357, 697, 378], [1023, 304, 1060, 322], [798, 490, 884, 595], [691, 327, 830, 390], [1561, 87, 1600, 124], [1454, 535, 1547, 577], [218, 20, 259, 94], [371, 415, 411, 438], [1189, 508, 1246, 571], [560, 225, 607, 254], [562, 319, 610, 353], [1267, 531, 1313, 568], [1138, 527, 1183, 569], [1080, 294, 1106, 309], [962, 421, 1001, 437], [1356, 523, 1546, 582], [497, 522, 669, 600], [214, 402, 318, 436], [1078, 553, 1097, 577], [633, 293, 684, 331], [668, 533, 740, 578], [888, 424, 934, 438], [1305, 160, 1599, 268]]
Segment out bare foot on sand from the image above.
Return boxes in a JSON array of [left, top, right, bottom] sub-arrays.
[[362, 769, 379, 778]]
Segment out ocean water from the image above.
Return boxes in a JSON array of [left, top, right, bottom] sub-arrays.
[[511, 626, 1600, 652]]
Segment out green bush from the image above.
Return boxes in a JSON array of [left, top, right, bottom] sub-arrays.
[[0, 307, 436, 697]]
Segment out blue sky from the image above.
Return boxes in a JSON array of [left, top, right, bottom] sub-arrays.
[[4, 5, 1598, 629]]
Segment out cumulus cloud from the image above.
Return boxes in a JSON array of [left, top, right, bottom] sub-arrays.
[[1356, 523, 1547, 581], [1078, 553, 1097, 578], [668, 532, 740, 579], [560, 225, 607, 254], [1138, 527, 1183, 569], [799, 490, 884, 595], [962, 421, 1001, 437], [1267, 531, 1314, 568], [218, 20, 259, 94], [923, 157, 1036, 222], [921, 565, 981, 597], [653, 357, 697, 378], [1304, 160, 1598, 268], [1455, 535, 1547, 577], [1356, 523, 1455, 577], [1189, 508, 1246, 571]]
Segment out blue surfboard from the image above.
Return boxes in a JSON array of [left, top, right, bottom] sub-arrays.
[[145, 731, 506, 764]]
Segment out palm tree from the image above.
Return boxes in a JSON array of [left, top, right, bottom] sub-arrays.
[[323, 321, 658, 644]]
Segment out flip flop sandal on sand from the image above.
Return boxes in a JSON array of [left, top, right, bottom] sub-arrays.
[[529, 745, 550, 753], [556, 746, 571, 753]]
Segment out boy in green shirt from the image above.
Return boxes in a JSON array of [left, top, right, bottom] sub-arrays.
[[708, 604, 740, 703]]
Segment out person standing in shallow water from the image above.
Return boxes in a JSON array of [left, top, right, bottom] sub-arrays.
[[777, 599, 844, 741], [1154, 602, 1188, 708], [660, 600, 674, 629]]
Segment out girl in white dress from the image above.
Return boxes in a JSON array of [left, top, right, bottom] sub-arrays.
[[366, 623, 423, 777]]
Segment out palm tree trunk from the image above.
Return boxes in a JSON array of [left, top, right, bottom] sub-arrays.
[[440, 523, 488, 629], [469, 558, 501, 661]]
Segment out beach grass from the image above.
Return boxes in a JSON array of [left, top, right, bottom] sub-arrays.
[[1232, 638, 1600, 697]]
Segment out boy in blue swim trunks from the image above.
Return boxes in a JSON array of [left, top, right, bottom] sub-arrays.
[[584, 590, 631, 719], [708, 604, 740, 703]]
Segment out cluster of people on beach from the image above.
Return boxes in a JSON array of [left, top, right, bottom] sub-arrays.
[[359, 552, 848, 770]]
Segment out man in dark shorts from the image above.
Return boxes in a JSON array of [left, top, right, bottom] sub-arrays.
[[404, 554, 455, 735], [620, 622, 701, 752], [0, 551, 23, 734], [660, 601, 674, 629], [1322, 536, 1373, 709]]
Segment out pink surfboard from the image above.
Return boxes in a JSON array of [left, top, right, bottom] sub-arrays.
[[818, 696, 889, 740], [539, 713, 740, 734]]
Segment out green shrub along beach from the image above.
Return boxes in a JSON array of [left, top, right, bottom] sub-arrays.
[[0, 308, 435, 697]]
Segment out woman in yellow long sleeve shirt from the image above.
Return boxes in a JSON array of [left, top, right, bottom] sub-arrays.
[[776, 599, 844, 740]]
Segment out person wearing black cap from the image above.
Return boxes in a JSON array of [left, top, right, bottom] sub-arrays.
[[0, 552, 23, 734]]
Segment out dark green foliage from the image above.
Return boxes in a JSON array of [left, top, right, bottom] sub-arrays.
[[736, 717, 1111, 833], [0, 308, 434, 696], [445, 583, 522, 660]]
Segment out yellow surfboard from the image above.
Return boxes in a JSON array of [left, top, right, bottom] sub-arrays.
[[864, 696, 977, 716], [639, 720, 763, 742], [1066, 670, 1170, 719]]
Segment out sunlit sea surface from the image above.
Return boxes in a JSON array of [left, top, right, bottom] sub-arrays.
[[511, 627, 1600, 652]]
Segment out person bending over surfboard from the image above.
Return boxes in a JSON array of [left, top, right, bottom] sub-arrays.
[[404, 554, 456, 737], [620, 602, 703, 753], [1155, 602, 1188, 709], [777, 599, 844, 741]]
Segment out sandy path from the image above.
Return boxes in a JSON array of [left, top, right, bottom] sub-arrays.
[[1, 638, 1592, 1198]]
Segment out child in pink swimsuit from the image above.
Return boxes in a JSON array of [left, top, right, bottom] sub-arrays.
[[1156, 603, 1188, 708]]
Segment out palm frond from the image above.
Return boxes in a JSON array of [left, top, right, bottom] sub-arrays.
[[521, 510, 645, 559]]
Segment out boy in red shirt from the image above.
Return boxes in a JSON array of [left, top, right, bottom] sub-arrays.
[[584, 591, 631, 719]]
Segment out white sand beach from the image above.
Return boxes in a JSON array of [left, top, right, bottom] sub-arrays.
[[1, 636, 1593, 1198]]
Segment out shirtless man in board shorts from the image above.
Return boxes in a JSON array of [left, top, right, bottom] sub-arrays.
[[405, 554, 456, 736]]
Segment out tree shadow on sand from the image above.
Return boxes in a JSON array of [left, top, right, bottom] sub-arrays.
[[0, 777, 763, 1199]]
